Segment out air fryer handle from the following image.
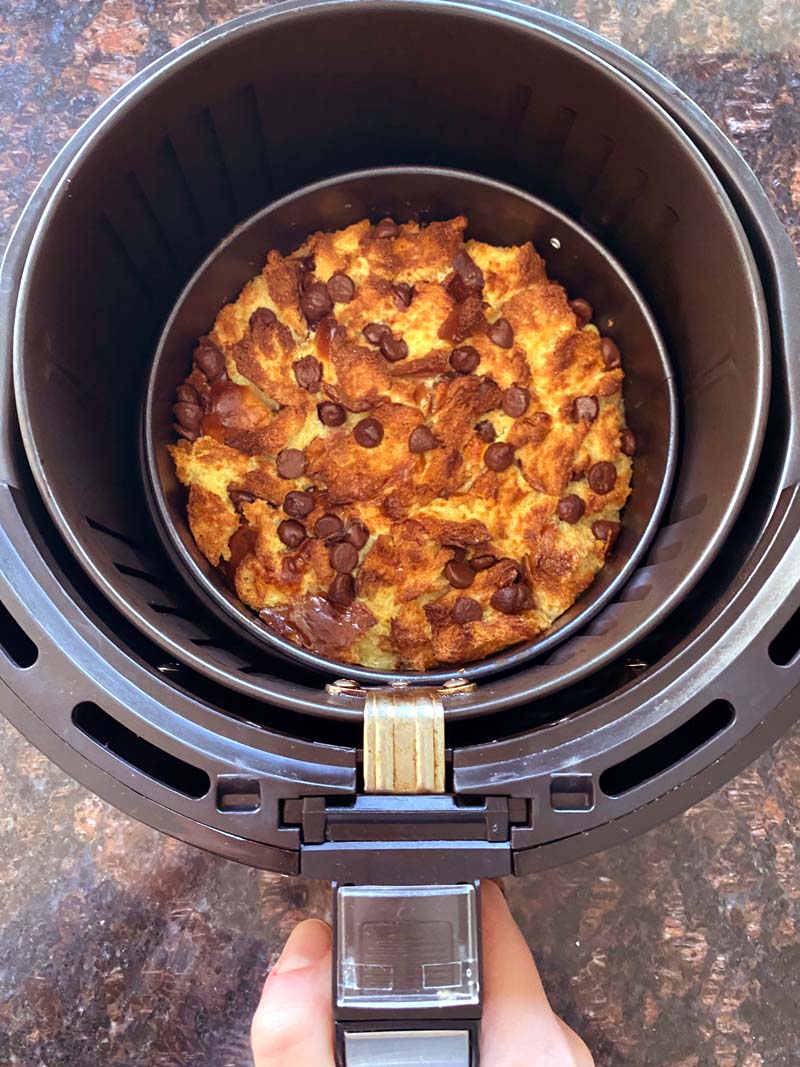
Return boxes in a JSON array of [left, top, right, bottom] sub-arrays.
[[332, 882, 483, 1066]]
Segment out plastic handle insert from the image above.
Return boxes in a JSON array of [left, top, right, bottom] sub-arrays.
[[334, 883, 482, 1066]]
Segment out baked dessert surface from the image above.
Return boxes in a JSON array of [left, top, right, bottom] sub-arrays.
[[169, 215, 634, 670]]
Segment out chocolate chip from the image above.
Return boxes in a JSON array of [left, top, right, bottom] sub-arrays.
[[327, 272, 355, 303], [330, 541, 359, 573], [249, 306, 276, 330], [380, 335, 409, 362], [443, 560, 475, 589], [294, 355, 323, 392], [592, 520, 621, 545], [620, 428, 637, 456], [229, 489, 257, 510], [353, 418, 384, 448], [470, 553, 497, 571], [502, 386, 530, 418], [478, 378, 503, 412], [284, 555, 306, 576], [588, 461, 618, 495], [172, 401, 203, 430], [300, 281, 334, 326], [373, 217, 399, 238], [445, 275, 471, 304], [452, 249, 484, 292], [177, 383, 200, 405], [173, 422, 200, 442], [345, 520, 369, 549], [315, 514, 343, 539], [452, 596, 483, 624], [475, 420, 496, 443], [194, 339, 226, 380], [569, 298, 593, 326], [383, 492, 406, 518], [484, 441, 515, 471], [557, 494, 585, 524], [284, 490, 314, 518], [488, 318, 514, 348], [392, 282, 414, 308], [276, 448, 307, 479], [601, 337, 622, 369], [447, 546, 468, 563], [439, 292, 486, 343], [491, 583, 533, 615], [328, 573, 356, 606], [572, 395, 599, 422], [318, 400, 347, 426], [496, 558, 522, 583], [363, 322, 391, 346], [278, 519, 306, 548], [409, 425, 436, 453], [450, 345, 480, 374]]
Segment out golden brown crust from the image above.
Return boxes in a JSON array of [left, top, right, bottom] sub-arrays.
[[329, 336, 393, 404], [307, 402, 421, 505], [187, 484, 239, 565], [262, 253, 306, 336], [169, 218, 633, 669]]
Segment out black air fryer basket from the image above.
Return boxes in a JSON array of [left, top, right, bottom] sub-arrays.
[[2, 2, 799, 1063]]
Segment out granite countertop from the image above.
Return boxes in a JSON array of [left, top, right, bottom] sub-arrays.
[[1, 2, 799, 1065]]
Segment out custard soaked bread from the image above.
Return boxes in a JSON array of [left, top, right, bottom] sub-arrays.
[[169, 216, 634, 670]]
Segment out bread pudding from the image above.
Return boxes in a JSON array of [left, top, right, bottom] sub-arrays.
[[169, 215, 634, 670]]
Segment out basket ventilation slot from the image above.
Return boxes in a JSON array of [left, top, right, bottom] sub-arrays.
[[126, 170, 179, 266], [115, 562, 173, 588], [85, 515, 147, 550], [769, 607, 800, 666], [72, 701, 210, 798], [99, 213, 153, 299], [0, 601, 38, 668], [149, 602, 196, 619], [599, 699, 734, 797], [157, 135, 205, 237]]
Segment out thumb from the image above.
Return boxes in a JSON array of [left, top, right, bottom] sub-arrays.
[[251, 918, 335, 1067], [481, 881, 594, 1066]]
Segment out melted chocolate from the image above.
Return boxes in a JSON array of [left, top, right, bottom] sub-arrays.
[[201, 380, 254, 441], [222, 525, 258, 587], [315, 315, 340, 361], [260, 595, 377, 658]]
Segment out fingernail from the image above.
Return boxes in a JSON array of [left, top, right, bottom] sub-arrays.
[[273, 919, 331, 975]]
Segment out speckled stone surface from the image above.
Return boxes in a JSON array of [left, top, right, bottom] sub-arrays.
[[1, 2, 799, 1065]]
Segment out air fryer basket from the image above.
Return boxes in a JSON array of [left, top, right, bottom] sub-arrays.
[[1, 0, 798, 880], [144, 166, 676, 683], [12, 2, 769, 718]]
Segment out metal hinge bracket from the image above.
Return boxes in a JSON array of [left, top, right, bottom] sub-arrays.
[[326, 677, 475, 795]]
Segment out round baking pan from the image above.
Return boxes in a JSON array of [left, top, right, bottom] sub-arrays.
[[143, 166, 676, 683]]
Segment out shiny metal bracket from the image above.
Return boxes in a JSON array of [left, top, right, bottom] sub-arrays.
[[326, 678, 476, 795]]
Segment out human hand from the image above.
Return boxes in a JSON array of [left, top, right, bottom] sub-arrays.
[[251, 881, 594, 1066]]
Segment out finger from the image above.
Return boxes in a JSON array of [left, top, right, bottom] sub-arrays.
[[251, 919, 335, 1067], [480, 881, 593, 1066], [556, 1017, 595, 1067]]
